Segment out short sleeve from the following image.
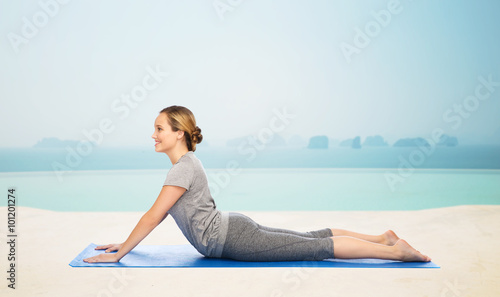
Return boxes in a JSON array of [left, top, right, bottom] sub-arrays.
[[163, 158, 194, 191]]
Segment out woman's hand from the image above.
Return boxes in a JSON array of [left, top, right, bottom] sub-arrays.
[[82, 243, 123, 263], [94, 243, 123, 253], [83, 252, 119, 263]]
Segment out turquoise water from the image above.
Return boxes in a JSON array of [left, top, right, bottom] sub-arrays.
[[1, 168, 499, 211], [1, 145, 500, 172]]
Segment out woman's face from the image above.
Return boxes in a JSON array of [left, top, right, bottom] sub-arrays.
[[151, 113, 182, 153]]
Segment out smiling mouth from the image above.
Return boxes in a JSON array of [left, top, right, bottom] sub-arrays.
[[155, 141, 161, 146]]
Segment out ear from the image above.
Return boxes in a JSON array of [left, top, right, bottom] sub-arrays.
[[176, 130, 185, 140]]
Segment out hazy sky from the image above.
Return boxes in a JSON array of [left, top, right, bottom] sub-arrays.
[[1, 0, 499, 148]]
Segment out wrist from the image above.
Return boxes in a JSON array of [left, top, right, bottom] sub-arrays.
[[114, 251, 123, 262]]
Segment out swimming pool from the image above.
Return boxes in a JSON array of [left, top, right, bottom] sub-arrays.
[[1, 168, 499, 211]]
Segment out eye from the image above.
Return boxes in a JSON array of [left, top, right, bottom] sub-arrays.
[[157, 127, 162, 131]]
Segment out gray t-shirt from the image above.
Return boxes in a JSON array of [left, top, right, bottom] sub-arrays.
[[163, 151, 228, 257]]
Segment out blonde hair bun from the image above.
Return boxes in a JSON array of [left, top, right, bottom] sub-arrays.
[[191, 126, 203, 144]]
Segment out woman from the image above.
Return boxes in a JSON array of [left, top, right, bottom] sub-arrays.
[[83, 106, 431, 263]]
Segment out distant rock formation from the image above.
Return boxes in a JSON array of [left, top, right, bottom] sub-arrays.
[[362, 135, 388, 147], [33, 137, 81, 148], [308, 136, 329, 149], [393, 137, 430, 148], [437, 134, 458, 147], [339, 137, 362, 148], [352, 136, 361, 149]]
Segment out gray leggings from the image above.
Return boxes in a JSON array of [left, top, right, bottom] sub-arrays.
[[220, 212, 335, 261]]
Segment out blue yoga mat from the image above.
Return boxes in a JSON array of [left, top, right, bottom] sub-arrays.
[[70, 243, 439, 268]]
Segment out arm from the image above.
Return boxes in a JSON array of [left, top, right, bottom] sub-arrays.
[[83, 185, 186, 263]]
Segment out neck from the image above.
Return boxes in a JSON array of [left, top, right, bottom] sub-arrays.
[[167, 147, 190, 165]]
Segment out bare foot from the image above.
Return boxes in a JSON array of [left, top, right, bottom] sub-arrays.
[[394, 239, 431, 262], [381, 230, 400, 246]]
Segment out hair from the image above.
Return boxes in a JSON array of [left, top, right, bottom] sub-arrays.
[[159, 105, 203, 152]]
